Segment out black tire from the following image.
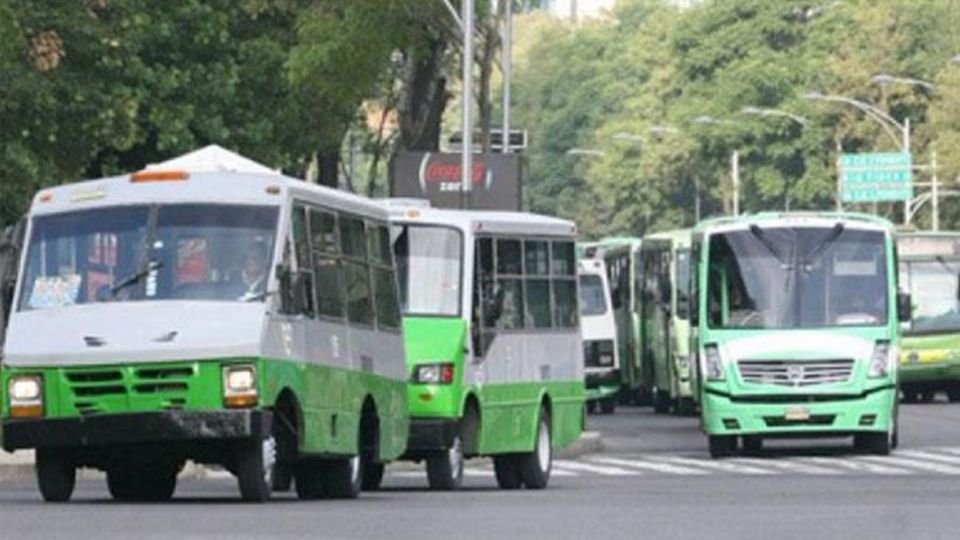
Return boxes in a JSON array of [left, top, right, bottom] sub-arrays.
[[652, 388, 671, 414], [854, 431, 893, 455], [920, 389, 936, 403], [493, 455, 522, 489], [675, 398, 696, 416], [947, 386, 960, 403], [272, 463, 294, 492], [36, 449, 75, 503], [320, 456, 362, 499], [901, 387, 919, 404], [586, 400, 598, 414], [742, 436, 763, 455], [236, 436, 275, 502], [518, 407, 552, 489], [107, 465, 177, 502], [708, 435, 737, 459], [362, 462, 385, 491], [599, 397, 617, 415], [426, 435, 464, 490], [294, 459, 325, 500]]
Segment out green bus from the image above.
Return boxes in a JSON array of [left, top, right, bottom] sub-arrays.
[[1, 150, 409, 502], [692, 213, 909, 458], [388, 204, 585, 490], [592, 238, 648, 404], [640, 229, 695, 415], [896, 232, 960, 402]]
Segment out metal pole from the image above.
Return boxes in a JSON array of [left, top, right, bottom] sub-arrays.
[[502, 0, 512, 155], [903, 117, 910, 225], [836, 139, 843, 211], [732, 150, 740, 216], [932, 150, 940, 231], [694, 174, 701, 223], [461, 0, 474, 208]]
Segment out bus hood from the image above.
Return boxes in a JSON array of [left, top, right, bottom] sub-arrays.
[[3, 301, 267, 367], [718, 330, 880, 362]]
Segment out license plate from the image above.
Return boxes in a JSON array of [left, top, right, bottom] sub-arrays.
[[784, 406, 811, 421]]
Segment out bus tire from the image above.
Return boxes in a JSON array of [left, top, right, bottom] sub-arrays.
[[742, 436, 763, 455], [493, 455, 522, 490], [320, 456, 362, 499], [947, 386, 960, 403], [294, 459, 324, 500], [107, 465, 177, 501], [236, 435, 275, 502], [362, 462, 385, 491], [854, 431, 892, 455], [518, 407, 552, 489], [708, 435, 737, 459], [599, 397, 617, 415], [652, 388, 671, 414], [426, 434, 464, 490], [920, 389, 936, 403], [36, 449, 75, 502], [675, 398, 696, 416]]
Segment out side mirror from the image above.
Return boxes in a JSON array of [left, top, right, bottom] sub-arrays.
[[897, 291, 912, 323], [689, 299, 699, 327], [1, 279, 14, 322], [292, 272, 314, 316]]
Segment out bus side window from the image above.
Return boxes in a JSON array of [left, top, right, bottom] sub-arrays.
[[282, 204, 315, 316], [340, 214, 374, 326], [524, 240, 552, 329], [495, 238, 524, 330], [473, 237, 496, 356], [370, 224, 401, 330], [309, 208, 344, 319], [551, 241, 578, 328]]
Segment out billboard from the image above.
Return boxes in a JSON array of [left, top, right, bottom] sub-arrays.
[[390, 151, 522, 211]]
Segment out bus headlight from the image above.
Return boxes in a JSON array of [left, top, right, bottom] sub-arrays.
[[868, 341, 892, 379], [8, 375, 43, 418], [704, 344, 725, 381], [412, 363, 455, 385], [223, 364, 258, 408]]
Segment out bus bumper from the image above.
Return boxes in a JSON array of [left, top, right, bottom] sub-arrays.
[[2, 409, 269, 452], [701, 386, 895, 436], [404, 417, 459, 453], [900, 360, 960, 384]]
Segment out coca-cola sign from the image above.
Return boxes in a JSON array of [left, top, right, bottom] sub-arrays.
[[391, 151, 522, 210]]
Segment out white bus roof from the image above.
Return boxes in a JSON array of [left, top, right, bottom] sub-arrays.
[[384, 202, 577, 238]]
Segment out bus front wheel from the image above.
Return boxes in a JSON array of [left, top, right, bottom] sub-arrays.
[[236, 435, 275, 502], [518, 407, 552, 489], [708, 435, 737, 459], [854, 431, 893, 455], [426, 434, 464, 490], [36, 448, 75, 502]]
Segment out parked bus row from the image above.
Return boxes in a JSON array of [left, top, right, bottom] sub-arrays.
[[0, 148, 585, 502]]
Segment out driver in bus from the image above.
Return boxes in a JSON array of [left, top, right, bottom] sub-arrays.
[[236, 243, 269, 300]]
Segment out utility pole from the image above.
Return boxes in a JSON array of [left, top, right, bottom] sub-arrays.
[[731, 150, 740, 216], [903, 117, 911, 225], [932, 150, 940, 231], [461, 0, 475, 209], [501, 0, 512, 155], [694, 175, 701, 223]]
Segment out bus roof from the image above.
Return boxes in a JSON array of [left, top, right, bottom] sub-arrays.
[[644, 228, 691, 247], [383, 201, 577, 238], [693, 211, 894, 235]]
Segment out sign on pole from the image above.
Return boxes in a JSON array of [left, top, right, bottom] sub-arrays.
[[839, 152, 913, 203]]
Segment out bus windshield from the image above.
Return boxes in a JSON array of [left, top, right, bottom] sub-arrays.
[[579, 274, 607, 316], [392, 224, 462, 317], [19, 204, 278, 310], [901, 259, 960, 334], [707, 226, 888, 329]]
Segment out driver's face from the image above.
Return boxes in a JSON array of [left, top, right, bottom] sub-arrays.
[[245, 252, 266, 276]]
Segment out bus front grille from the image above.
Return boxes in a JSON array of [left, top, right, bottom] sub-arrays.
[[737, 359, 855, 387], [63, 365, 196, 413]]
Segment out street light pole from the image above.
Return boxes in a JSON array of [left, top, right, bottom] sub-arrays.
[[731, 151, 740, 217], [461, 0, 474, 208], [501, 0, 512, 155]]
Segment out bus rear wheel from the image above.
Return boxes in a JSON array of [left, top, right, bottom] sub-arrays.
[[36, 448, 75, 502], [948, 386, 960, 403], [652, 388, 672, 414], [493, 455, 522, 489], [598, 397, 617, 415], [320, 456, 362, 499], [426, 434, 464, 490], [708, 435, 737, 459], [518, 407, 552, 489]]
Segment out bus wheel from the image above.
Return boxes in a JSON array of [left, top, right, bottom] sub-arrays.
[[652, 388, 671, 414], [599, 397, 617, 415], [675, 398, 696, 416], [742, 436, 763, 455], [948, 386, 960, 403], [107, 465, 177, 501], [493, 455, 522, 490], [920, 389, 936, 403], [320, 455, 362, 499], [426, 434, 464, 490], [294, 459, 324, 500], [518, 407, 552, 489], [854, 431, 892, 455], [36, 448, 75, 502], [708, 435, 737, 459], [362, 462, 385, 491], [236, 435, 276, 502]]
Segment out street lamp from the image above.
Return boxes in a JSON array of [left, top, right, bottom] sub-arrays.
[[612, 132, 645, 143], [741, 106, 810, 127], [566, 148, 606, 157], [803, 91, 907, 151], [871, 73, 935, 91], [689, 115, 741, 216]]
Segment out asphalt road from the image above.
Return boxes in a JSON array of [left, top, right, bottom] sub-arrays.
[[4, 401, 960, 540]]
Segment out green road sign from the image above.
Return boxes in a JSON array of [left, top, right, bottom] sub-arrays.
[[840, 152, 913, 203]]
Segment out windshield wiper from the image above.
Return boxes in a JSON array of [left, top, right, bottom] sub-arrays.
[[749, 224, 791, 267], [109, 260, 163, 299], [802, 222, 845, 267]]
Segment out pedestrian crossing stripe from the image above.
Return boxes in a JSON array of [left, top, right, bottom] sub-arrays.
[[381, 446, 960, 480]]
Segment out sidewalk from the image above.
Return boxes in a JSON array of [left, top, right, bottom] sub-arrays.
[[0, 431, 602, 481]]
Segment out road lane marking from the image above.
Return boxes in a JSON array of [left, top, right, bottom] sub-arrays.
[[588, 456, 707, 475], [733, 457, 841, 475], [794, 457, 911, 475], [857, 455, 960, 475], [554, 459, 641, 476], [896, 449, 960, 467], [646, 455, 775, 475]]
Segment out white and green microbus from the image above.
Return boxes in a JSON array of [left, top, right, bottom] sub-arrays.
[[578, 258, 620, 414], [1, 148, 408, 502], [387, 202, 586, 490]]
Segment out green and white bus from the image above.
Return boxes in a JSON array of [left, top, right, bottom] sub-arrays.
[[592, 238, 648, 404], [692, 213, 909, 457], [388, 203, 585, 490], [640, 229, 695, 415], [1, 151, 408, 502], [579, 257, 619, 414], [896, 232, 960, 402]]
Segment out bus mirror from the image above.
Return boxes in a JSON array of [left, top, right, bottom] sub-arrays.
[[1, 279, 14, 322], [689, 300, 699, 326], [292, 272, 314, 316], [897, 291, 912, 323]]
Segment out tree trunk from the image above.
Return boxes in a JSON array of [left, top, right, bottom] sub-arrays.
[[316, 149, 340, 189], [397, 32, 449, 152], [477, 22, 498, 154]]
